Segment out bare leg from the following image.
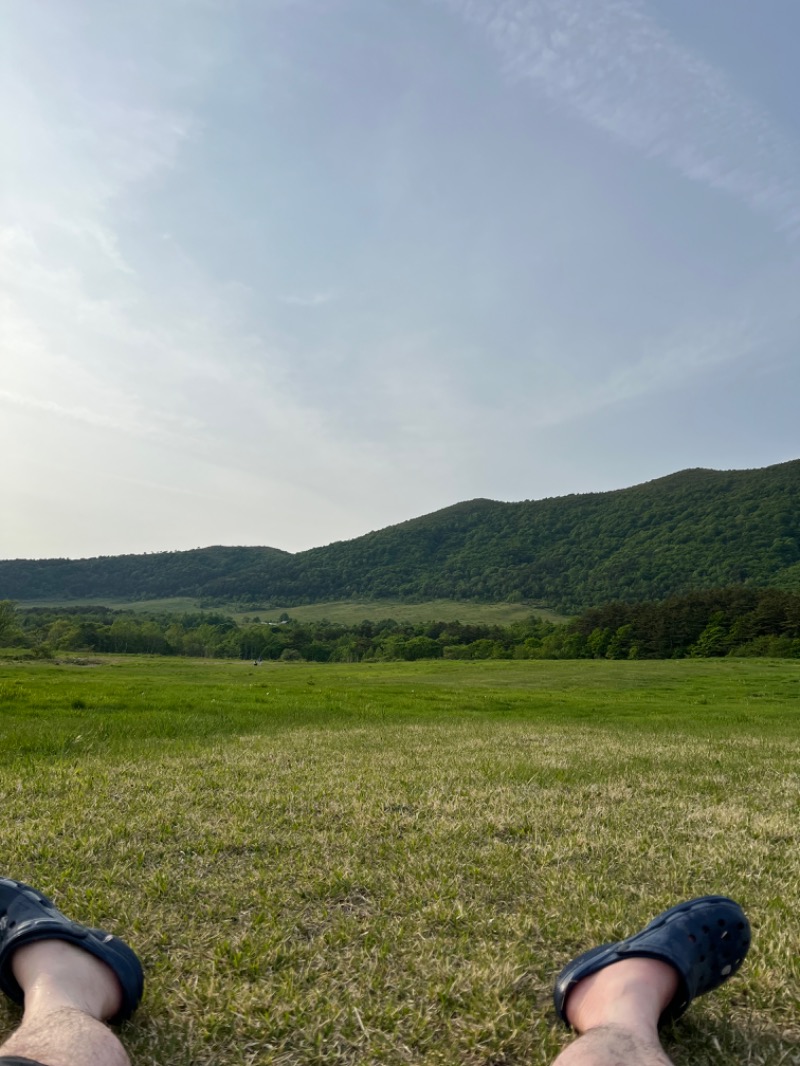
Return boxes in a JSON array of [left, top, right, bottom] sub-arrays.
[[553, 957, 679, 1066], [0, 940, 129, 1066]]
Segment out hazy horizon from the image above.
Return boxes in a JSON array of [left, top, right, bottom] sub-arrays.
[[5, 456, 795, 562]]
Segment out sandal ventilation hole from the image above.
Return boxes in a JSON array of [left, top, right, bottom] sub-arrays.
[[721, 965, 732, 976]]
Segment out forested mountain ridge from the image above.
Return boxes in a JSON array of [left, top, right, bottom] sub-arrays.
[[2, 460, 798, 611], [0, 546, 289, 602]]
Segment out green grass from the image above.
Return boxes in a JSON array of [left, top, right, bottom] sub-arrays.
[[247, 599, 569, 626], [15, 596, 204, 614], [15, 596, 568, 625], [0, 657, 798, 1065]]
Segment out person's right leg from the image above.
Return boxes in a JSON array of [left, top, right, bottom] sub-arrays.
[[552, 957, 678, 1066], [550, 896, 751, 1066], [0, 939, 129, 1066]]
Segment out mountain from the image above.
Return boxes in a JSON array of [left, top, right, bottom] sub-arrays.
[[0, 546, 289, 603], [2, 460, 799, 611]]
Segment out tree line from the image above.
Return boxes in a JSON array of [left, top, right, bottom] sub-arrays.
[[3, 587, 800, 662]]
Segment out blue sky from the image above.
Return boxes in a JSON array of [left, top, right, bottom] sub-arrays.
[[2, 0, 798, 558]]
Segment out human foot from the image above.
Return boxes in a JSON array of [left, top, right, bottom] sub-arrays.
[[0, 878, 144, 1023], [554, 896, 751, 1028]]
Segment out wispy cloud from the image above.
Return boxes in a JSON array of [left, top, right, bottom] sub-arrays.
[[0, 388, 147, 434], [516, 270, 800, 429], [526, 320, 752, 429], [278, 290, 338, 307], [441, 0, 800, 237]]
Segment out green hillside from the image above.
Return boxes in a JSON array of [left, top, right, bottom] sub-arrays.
[[0, 546, 289, 603], [2, 460, 799, 610]]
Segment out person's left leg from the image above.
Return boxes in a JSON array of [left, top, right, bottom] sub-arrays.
[[0, 939, 129, 1066]]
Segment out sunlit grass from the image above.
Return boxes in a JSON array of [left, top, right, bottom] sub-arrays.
[[247, 600, 569, 626], [14, 596, 568, 625], [1, 657, 797, 1065]]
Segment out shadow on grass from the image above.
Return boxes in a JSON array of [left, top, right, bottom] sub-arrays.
[[666, 1013, 795, 1066]]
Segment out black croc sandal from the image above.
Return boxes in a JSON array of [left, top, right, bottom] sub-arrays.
[[0, 878, 144, 1024], [554, 895, 750, 1027]]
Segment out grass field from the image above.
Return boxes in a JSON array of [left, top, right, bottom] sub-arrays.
[[15, 597, 568, 626], [1, 657, 798, 1065]]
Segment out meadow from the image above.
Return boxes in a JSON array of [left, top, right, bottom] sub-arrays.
[[15, 597, 567, 626], [1, 656, 798, 1066]]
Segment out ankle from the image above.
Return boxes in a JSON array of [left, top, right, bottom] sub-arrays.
[[12, 941, 123, 1022], [565, 958, 679, 1036]]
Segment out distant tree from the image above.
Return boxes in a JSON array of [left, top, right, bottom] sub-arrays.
[[402, 636, 442, 661], [47, 618, 82, 650], [587, 627, 611, 659], [606, 624, 635, 660], [689, 616, 730, 657], [0, 601, 23, 646]]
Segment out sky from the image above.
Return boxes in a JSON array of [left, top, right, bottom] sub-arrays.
[[2, 0, 799, 560]]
